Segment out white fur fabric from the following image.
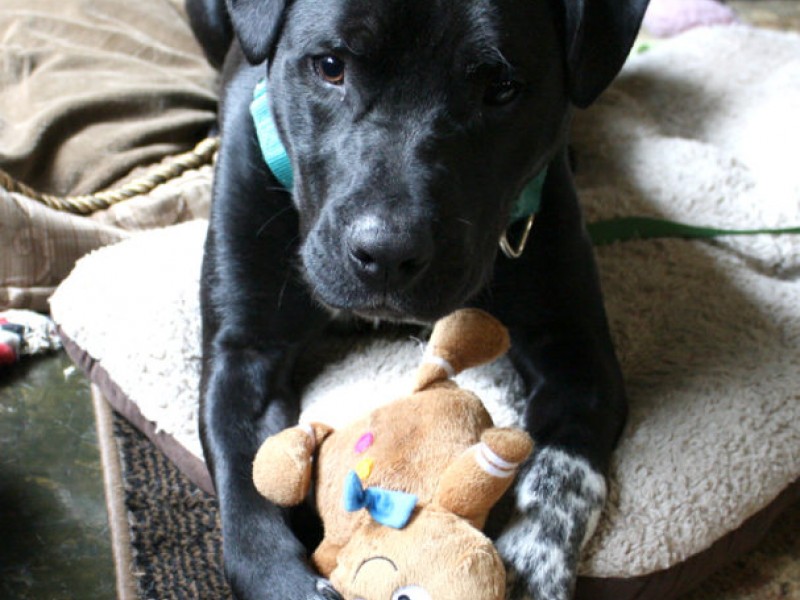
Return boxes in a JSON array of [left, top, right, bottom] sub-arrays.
[[50, 26, 800, 579]]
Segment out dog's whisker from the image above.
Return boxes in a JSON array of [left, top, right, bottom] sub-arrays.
[[256, 206, 295, 237], [276, 272, 291, 310], [284, 234, 301, 253]]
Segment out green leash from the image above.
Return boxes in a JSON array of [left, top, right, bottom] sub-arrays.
[[587, 216, 800, 246], [586, 42, 800, 246]]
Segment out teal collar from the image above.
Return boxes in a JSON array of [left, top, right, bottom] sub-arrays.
[[251, 79, 546, 233], [251, 80, 294, 190], [509, 168, 547, 223]]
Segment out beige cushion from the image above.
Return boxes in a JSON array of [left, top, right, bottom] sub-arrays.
[[0, 164, 213, 311], [50, 26, 800, 599]]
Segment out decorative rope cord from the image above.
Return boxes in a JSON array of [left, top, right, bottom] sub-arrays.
[[0, 137, 219, 215]]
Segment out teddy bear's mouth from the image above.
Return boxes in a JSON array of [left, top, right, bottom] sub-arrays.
[[353, 555, 398, 583]]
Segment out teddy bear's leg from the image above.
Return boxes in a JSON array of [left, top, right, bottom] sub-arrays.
[[253, 423, 333, 506], [434, 427, 533, 529], [311, 538, 344, 578], [415, 308, 511, 391]]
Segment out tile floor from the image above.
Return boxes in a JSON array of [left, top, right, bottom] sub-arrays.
[[0, 354, 113, 599]]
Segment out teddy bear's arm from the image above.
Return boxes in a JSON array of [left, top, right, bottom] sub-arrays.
[[253, 423, 333, 506], [434, 427, 533, 529]]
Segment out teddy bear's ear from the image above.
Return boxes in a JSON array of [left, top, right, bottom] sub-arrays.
[[415, 309, 510, 391]]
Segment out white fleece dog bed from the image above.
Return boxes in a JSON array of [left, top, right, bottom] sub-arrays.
[[50, 26, 800, 599]]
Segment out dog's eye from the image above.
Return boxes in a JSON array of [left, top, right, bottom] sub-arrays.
[[314, 55, 346, 85], [484, 79, 522, 106]]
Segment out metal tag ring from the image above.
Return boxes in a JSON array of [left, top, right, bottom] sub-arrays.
[[499, 214, 535, 259]]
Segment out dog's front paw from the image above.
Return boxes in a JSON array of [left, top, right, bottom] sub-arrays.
[[232, 570, 344, 600], [315, 579, 345, 600], [225, 550, 343, 600], [496, 447, 607, 600]]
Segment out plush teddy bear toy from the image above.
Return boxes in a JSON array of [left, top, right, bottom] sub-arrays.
[[252, 308, 533, 600]]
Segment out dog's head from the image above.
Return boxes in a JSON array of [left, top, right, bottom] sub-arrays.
[[228, 0, 648, 322]]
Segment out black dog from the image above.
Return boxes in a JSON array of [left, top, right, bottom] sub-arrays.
[[187, 0, 649, 598]]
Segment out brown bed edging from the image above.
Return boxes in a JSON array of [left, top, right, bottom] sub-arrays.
[[575, 477, 800, 600], [92, 384, 139, 600], [60, 329, 215, 495]]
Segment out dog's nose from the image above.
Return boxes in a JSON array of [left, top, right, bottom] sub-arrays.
[[347, 215, 433, 290]]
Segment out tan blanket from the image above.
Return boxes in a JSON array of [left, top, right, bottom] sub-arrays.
[[0, 0, 216, 195], [0, 0, 217, 310]]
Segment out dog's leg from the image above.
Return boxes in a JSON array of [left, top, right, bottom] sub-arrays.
[[481, 148, 625, 600], [202, 341, 341, 600], [201, 76, 340, 600], [498, 449, 607, 600]]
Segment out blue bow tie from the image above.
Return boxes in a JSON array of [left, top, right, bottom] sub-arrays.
[[342, 471, 418, 529]]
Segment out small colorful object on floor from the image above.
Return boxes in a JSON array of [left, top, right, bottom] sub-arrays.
[[643, 0, 738, 37], [0, 310, 62, 367]]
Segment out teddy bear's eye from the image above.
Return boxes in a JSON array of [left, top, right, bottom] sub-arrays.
[[392, 585, 431, 600]]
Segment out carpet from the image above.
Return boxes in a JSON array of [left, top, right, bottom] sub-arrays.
[[93, 386, 230, 600]]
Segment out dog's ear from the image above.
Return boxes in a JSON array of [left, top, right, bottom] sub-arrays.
[[561, 0, 649, 108], [225, 0, 290, 64]]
